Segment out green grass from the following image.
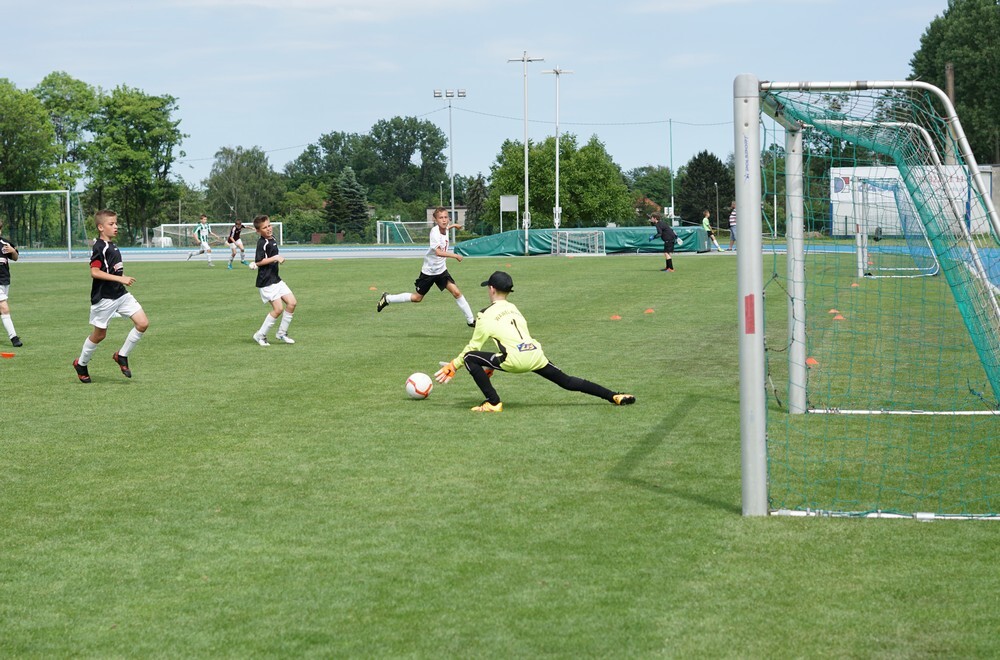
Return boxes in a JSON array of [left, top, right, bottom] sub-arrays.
[[1, 254, 998, 657]]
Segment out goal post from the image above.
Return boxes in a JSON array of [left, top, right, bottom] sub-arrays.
[[153, 222, 281, 248], [736, 74, 1000, 519], [375, 221, 433, 245], [550, 230, 606, 256]]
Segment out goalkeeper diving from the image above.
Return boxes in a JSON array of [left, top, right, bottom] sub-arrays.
[[434, 271, 636, 412]]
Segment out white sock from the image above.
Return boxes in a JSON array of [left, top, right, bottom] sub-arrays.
[[278, 311, 294, 336], [207, 253, 213, 264], [78, 338, 99, 366], [119, 328, 144, 357], [456, 295, 474, 323], [1, 313, 16, 339], [386, 293, 413, 304], [257, 314, 278, 337]]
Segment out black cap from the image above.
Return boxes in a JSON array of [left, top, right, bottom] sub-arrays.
[[481, 271, 514, 292]]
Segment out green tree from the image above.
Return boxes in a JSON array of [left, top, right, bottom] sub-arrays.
[[464, 174, 488, 232], [0, 79, 59, 244], [675, 150, 731, 226], [625, 165, 673, 210], [324, 177, 348, 235], [204, 146, 285, 222], [86, 85, 186, 242], [339, 167, 369, 240], [279, 182, 326, 215], [32, 71, 97, 190], [910, 0, 1000, 163], [483, 134, 631, 231]]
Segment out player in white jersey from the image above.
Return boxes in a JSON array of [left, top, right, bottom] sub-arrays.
[[376, 207, 475, 326], [186, 214, 219, 266]]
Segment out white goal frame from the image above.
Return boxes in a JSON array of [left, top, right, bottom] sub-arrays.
[[734, 75, 1000, 517], [550, 230, 606, 256], [0, 190, 72, 258], [376, 220, 433, 245], [153, 222, 281, 248]]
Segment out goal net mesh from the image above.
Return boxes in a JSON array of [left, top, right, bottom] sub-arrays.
[[760, 84, 999, 518], [551, 230, 606, 256]]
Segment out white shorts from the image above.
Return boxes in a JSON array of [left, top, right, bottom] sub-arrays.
[[199, 240, 211, 251], [90, 293, 143, 329], [259, 281, 292, 303], [229, 240, 244, 250], [0, 284, 8, 302]]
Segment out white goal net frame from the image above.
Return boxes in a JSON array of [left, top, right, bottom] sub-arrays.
[[376, 220, 433, 245], [153, 222, 281, 248], [550, 230, 606, 256]]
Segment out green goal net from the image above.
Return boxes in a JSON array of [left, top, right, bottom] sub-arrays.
[[748, 80, 1000, 518]]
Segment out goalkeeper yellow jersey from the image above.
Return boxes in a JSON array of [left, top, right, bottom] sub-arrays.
[[454, 299, 549, 373]]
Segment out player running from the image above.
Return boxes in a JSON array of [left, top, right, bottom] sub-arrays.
[[376, 207, 475, 327], [186, 214, 220, 266], [433, 271, 636, 412], [73, 209, 150, 383], [226, 218, 251, 269]]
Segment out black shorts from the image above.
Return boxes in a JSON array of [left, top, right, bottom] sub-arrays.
[[706, 229, 716, 238], [663, 240, 676, 253], [414, 270, 455, 295]]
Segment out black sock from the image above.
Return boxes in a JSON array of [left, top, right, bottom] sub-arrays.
[[667, 259, 673, 269]]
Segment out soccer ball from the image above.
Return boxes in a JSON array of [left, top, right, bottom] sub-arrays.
[[405, 372, 433, 399]]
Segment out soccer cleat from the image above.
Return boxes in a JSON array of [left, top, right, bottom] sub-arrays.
[[253, 333, 270, 347], [10, 336, 22, 347], [208, 262, 215, 267], [467, 320, 476, 328], [660, 268, 669, 272], [73, 359, 92, 384], [112, 351, 132, 378], [275, 333, 296, 344], [241, 260, 249, 266], [376, 292, 388, 313], [186, 252, 193, 261], [667, 268, 674, 272], [471, 401, 503, 413], [612, 394, 636, 406], [227, 262, 233, 270]]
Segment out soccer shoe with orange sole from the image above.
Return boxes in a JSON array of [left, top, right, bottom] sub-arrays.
[[612, 394, 636, 405], [112, 351, 132, 378], [471, 401, 503, 413], [73, 359, 92, 384]]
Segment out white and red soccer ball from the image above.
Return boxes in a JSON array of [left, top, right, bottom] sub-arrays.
[[405, 372, 433, 399]]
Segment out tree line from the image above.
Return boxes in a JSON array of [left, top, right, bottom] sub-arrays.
[[1, 0, 995, 246]]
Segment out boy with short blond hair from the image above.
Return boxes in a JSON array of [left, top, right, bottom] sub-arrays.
[[376, 207, 475, 326], [73, 209, 150, 383], [0, 220, 23, 347], [251, 214, 297, 346]]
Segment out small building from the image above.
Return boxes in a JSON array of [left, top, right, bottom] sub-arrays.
[[426, 206, 468, 225]]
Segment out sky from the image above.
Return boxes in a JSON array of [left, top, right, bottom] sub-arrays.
[[3, 0, 948, 197]]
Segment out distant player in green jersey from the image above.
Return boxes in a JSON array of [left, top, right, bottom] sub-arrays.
[[186, 214, 219, 266], [433, 271, 636, 412], [702, 209, 723, 252]]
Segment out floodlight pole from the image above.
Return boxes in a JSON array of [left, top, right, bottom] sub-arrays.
[[542, 66, 572, 230], [669, 118, 675, 223], [434, 88, 466, 244], [714, 182, 719, 233], [509, 51, 543, 255]]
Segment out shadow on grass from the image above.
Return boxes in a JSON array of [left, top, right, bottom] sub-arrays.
[[608, 394, 741, 515]]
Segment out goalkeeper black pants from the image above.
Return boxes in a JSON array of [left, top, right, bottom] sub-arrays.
[[463, 351, 615, 405]]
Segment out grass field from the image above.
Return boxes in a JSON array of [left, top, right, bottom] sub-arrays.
[[1, 252, 998, 656]]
